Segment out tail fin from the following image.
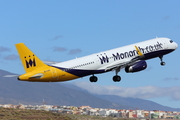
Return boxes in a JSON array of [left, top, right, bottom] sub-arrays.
[[15, 43, 47, 73]]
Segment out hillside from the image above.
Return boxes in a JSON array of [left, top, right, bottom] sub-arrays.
[[0, 107, 139, 120], [0, 69, 125, 109], [94, 95, 180, 111], [63, 83, 180, 111], [0, 69, 180, 111], [0, 107, 72, 120]]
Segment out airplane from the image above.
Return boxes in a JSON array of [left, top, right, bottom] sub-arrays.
[[15, 37, 178, 82]]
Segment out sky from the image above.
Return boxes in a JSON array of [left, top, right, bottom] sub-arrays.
[[0, 0, 180, 108]]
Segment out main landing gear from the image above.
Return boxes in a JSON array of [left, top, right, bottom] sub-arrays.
[[113, 67, 121, 82], [89, 67, 122, 83], [89, 74, 121, 82], [113, 75, 121, 82], [89, 75, 98, 82], [159, 55, 166, 66]]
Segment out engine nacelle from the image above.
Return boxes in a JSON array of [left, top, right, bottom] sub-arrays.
[[125, 60, 147, 73]]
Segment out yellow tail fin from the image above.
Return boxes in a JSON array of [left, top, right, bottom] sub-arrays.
[[15, 43, 47, 73]]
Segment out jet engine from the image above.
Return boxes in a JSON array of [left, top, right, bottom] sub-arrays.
[[125, 60, 147, 73]]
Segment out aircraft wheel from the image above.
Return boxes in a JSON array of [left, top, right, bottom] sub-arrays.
[[161, 62, 166, 66], [113, 75, 121, 82], [90, 76, 98, 82]]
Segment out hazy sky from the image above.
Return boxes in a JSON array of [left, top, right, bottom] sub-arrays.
[[0, 1, 180, 108]]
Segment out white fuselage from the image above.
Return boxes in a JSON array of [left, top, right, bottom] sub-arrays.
[[52, 37, 178, 78], [16, 37, 178, 82]]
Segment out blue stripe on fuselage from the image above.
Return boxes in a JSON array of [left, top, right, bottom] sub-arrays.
[[142, 49, 174, 60], [51, 66, 105, 77]]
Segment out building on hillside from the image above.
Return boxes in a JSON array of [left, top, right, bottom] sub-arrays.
[[127, 111, 133, 118]]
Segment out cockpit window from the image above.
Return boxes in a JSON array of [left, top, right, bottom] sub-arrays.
[[170, 40, 173, 43]]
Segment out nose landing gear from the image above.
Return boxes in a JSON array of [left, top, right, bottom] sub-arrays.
[[159, 55, 166, 66]]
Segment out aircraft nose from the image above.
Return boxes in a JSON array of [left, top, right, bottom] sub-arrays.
[[174, 42, 178, 49]]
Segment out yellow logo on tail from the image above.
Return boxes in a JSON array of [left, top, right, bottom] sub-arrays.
[[25, 55, 36, 68]]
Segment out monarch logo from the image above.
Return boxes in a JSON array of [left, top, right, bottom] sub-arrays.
[[25, 56, 36, 68], [97, 53, 109, 64]]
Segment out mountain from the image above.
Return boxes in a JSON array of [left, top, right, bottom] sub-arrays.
[[94, 95, 180, 111], [0, 69, 127, 109], [0, 69, 180, 111], [63, 82, 180, 111]]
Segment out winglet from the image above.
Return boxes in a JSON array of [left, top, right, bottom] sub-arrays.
[[135, 46, 144, 56]]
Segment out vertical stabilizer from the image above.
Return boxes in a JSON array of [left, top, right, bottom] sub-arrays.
[[15, 43, 47, 73]]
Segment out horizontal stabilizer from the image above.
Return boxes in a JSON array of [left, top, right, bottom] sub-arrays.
[[3, 75, 19, 77]]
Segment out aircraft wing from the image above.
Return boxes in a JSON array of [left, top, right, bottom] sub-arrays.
[[43, 61, 60, 65], [105, 46, 144, 71], [105, 60, 130, 71]]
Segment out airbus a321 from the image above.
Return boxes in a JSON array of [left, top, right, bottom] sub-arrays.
[[15, 37, 178, 82]]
